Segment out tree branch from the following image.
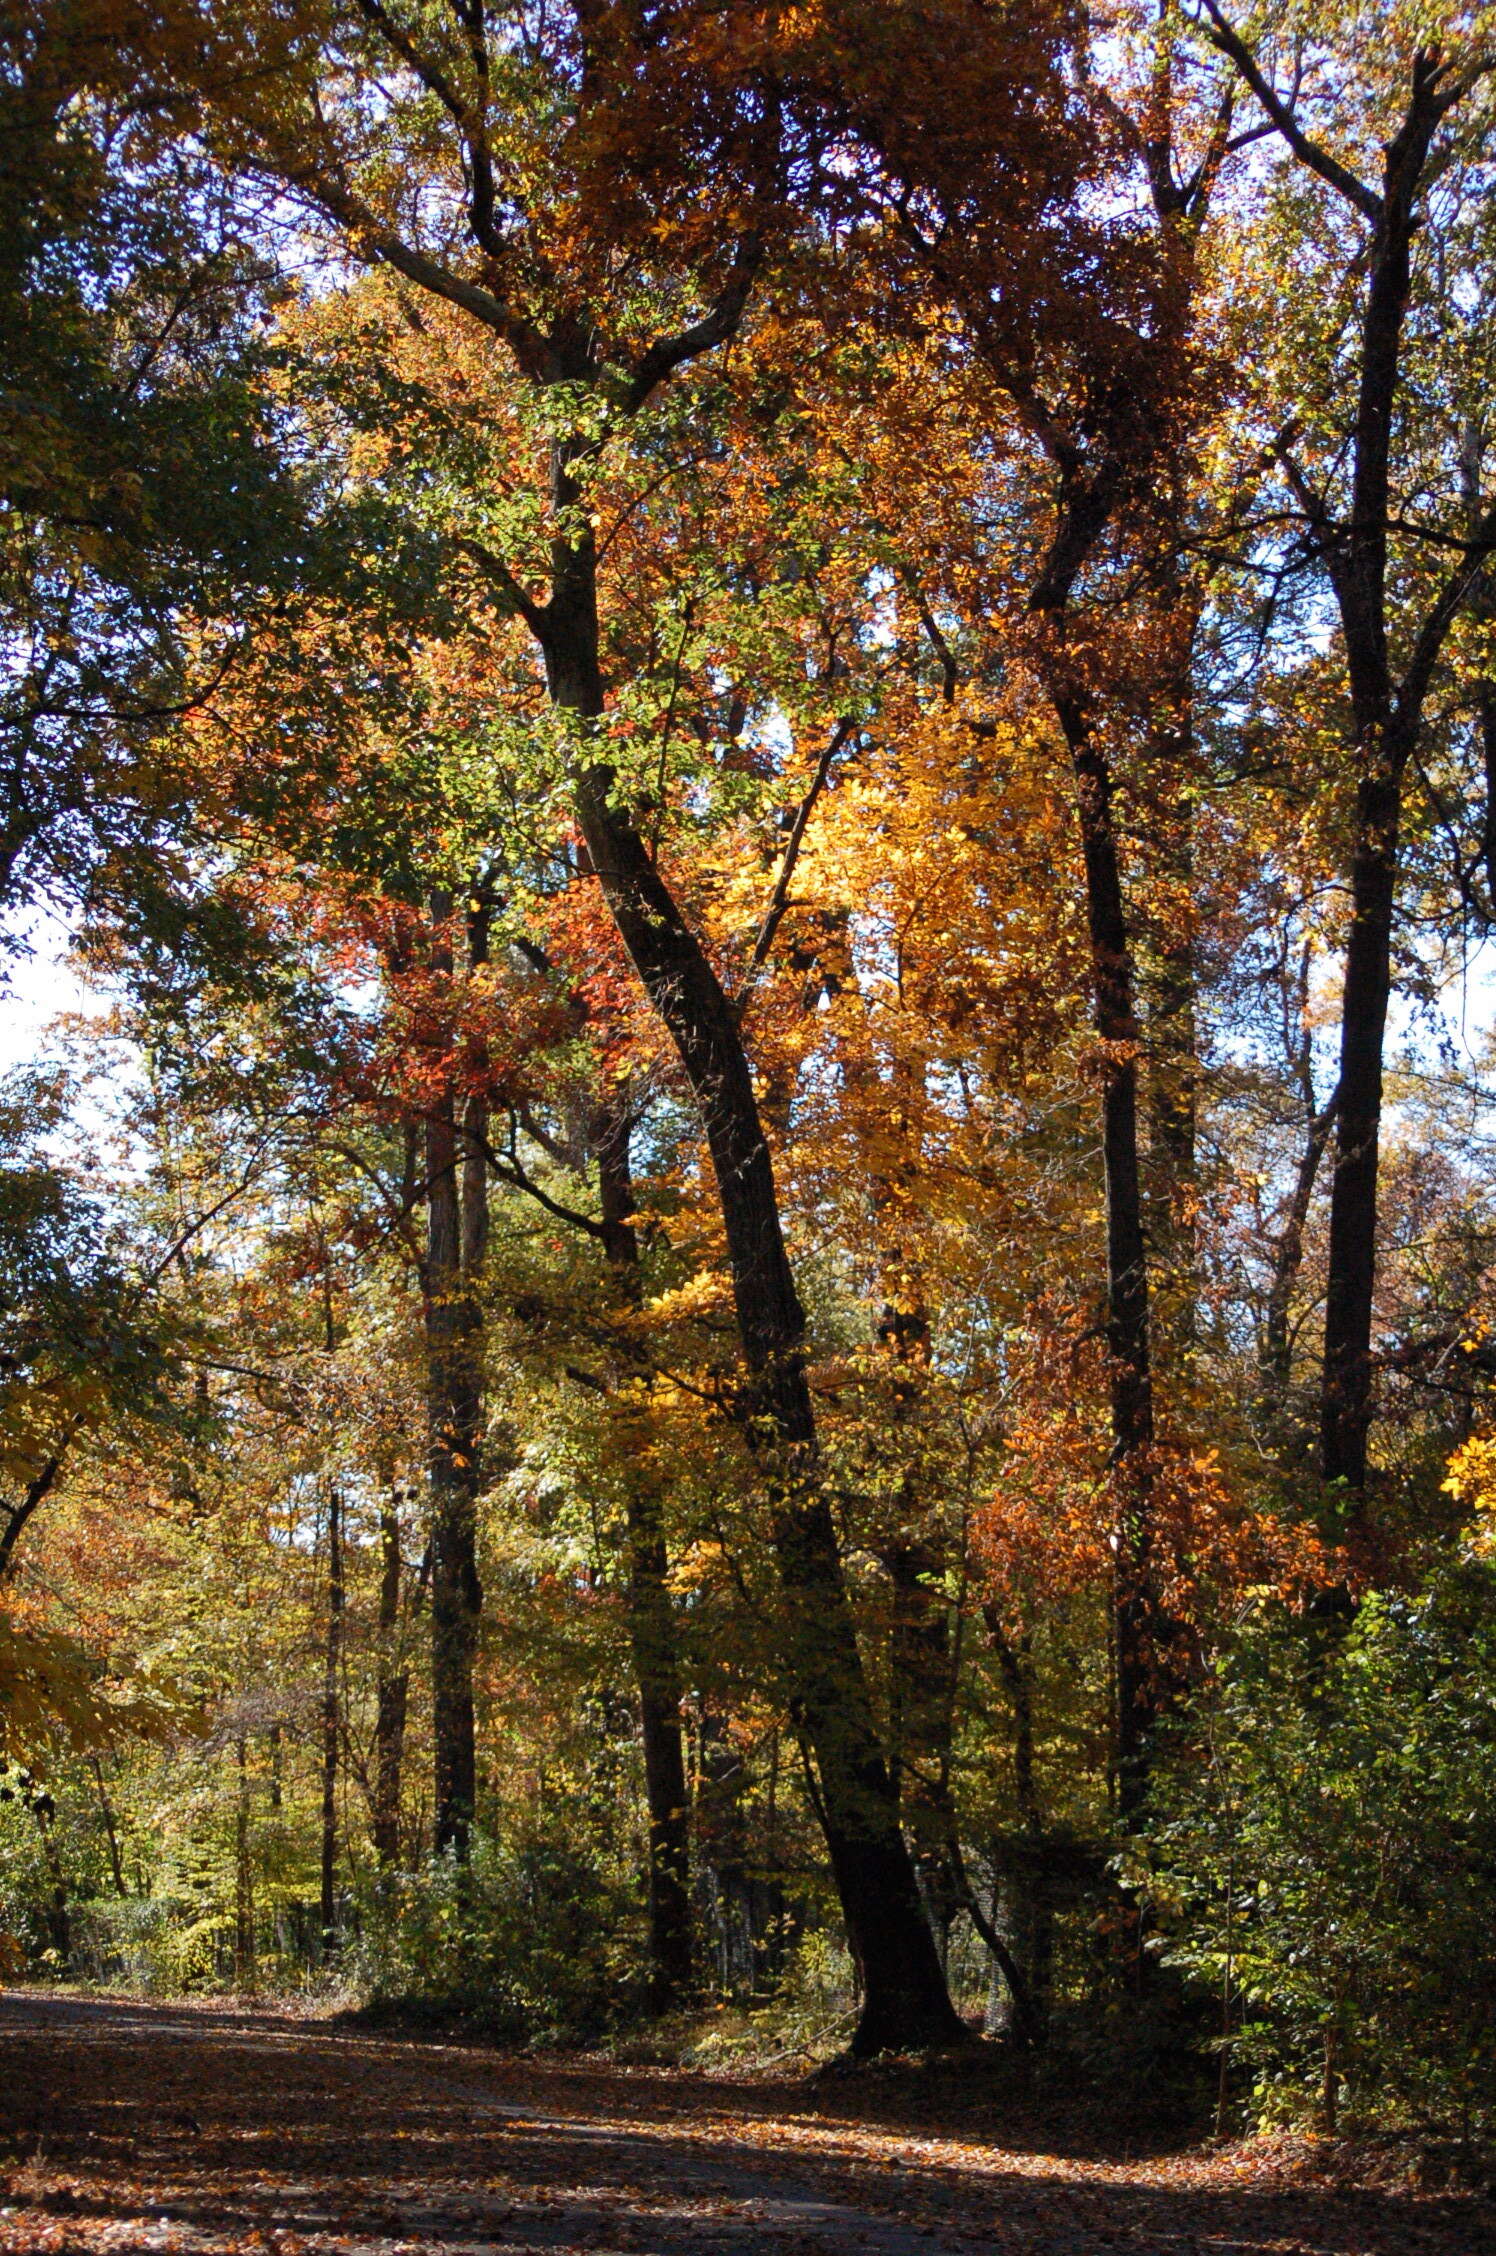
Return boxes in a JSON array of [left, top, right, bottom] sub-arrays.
[[453, 534, 552, 643], [737, 718, 857, 1014], [0, 1434, 76, 1581], [1199, 1, 1382, 221], [899, 566, 959, 702], [472, 1125, 607, 1240], [625, 236, 765, 412], [137, 1144, 273, 1293], [279, 153, 544, 361], [352, 0, 474, 134], [1394, 489, 1496, 732], [944, 1831, 1041, 2046]]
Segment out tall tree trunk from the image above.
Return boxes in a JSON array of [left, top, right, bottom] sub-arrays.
[[993, 37, 1217, 1814], [1197, 35, 1489, 1499], [1263, 1094, 1340, 1410], [1320, 762, 1403, 1492], [1229, 53, 1468, 1498], [984, 1612, 1053, 2042], [594, 1093, 694, 2012], [542, 473, 962, 2054], [1309, 80, 1423, 1494], [1146, 927, 1197, 1358], [1479, 682, 1496, 906], [320, 1480, 343, 1947], [1142, 644, 1201, 1377], [1461, 426, 1496, 914], [372, 1485, 408, 1869], [1259, 945, 1339, 1427], [463, 896, 491, 1279], [866, 1197, 1014, 2019], [425, 888, 484, 1859], [886, 1536, 962, 1960], [855, 1069, 964, 1969], [1053, 692, 1170, 1821], [234, 1735, 255, 1986], [32, 1794, 69, 1970], [698, 1710, 753, 1996], [89, 1753, 128, 1900]]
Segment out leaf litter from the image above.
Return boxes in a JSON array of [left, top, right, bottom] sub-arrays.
[[0, 1993, 1487, 2255]]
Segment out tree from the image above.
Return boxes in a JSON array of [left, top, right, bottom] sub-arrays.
[[130, 0, 1023, 2051], [1201, 4, 1496, 1496], [0, 3, 319, 952]]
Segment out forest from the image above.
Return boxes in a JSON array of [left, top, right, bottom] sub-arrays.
[[3, 0, 1496, 2167]]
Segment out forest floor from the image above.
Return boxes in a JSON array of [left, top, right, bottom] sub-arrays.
[[0, 1991, 1488, 2256]]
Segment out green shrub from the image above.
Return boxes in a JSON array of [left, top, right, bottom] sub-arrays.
[[1140, 1560, 1496, 2138], [349, 1829, 643, 2043]]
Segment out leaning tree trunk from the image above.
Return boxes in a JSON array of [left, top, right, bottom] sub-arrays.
[[542, 476, 962, 2054], [594, 1092, 695, 2011], [90, 1753, 128, 1901]]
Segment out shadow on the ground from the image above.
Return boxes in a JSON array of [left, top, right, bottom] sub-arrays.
[[0, 1989, 1483, 2256]]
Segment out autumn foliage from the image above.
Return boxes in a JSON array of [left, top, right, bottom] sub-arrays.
[[2, 0, 1496, 2137]]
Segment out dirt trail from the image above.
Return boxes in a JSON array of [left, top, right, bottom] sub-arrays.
[[0, 1991, 1485, 2255]]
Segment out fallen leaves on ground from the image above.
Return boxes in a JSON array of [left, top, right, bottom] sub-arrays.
[[0, 1992, 1486, 2255]]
